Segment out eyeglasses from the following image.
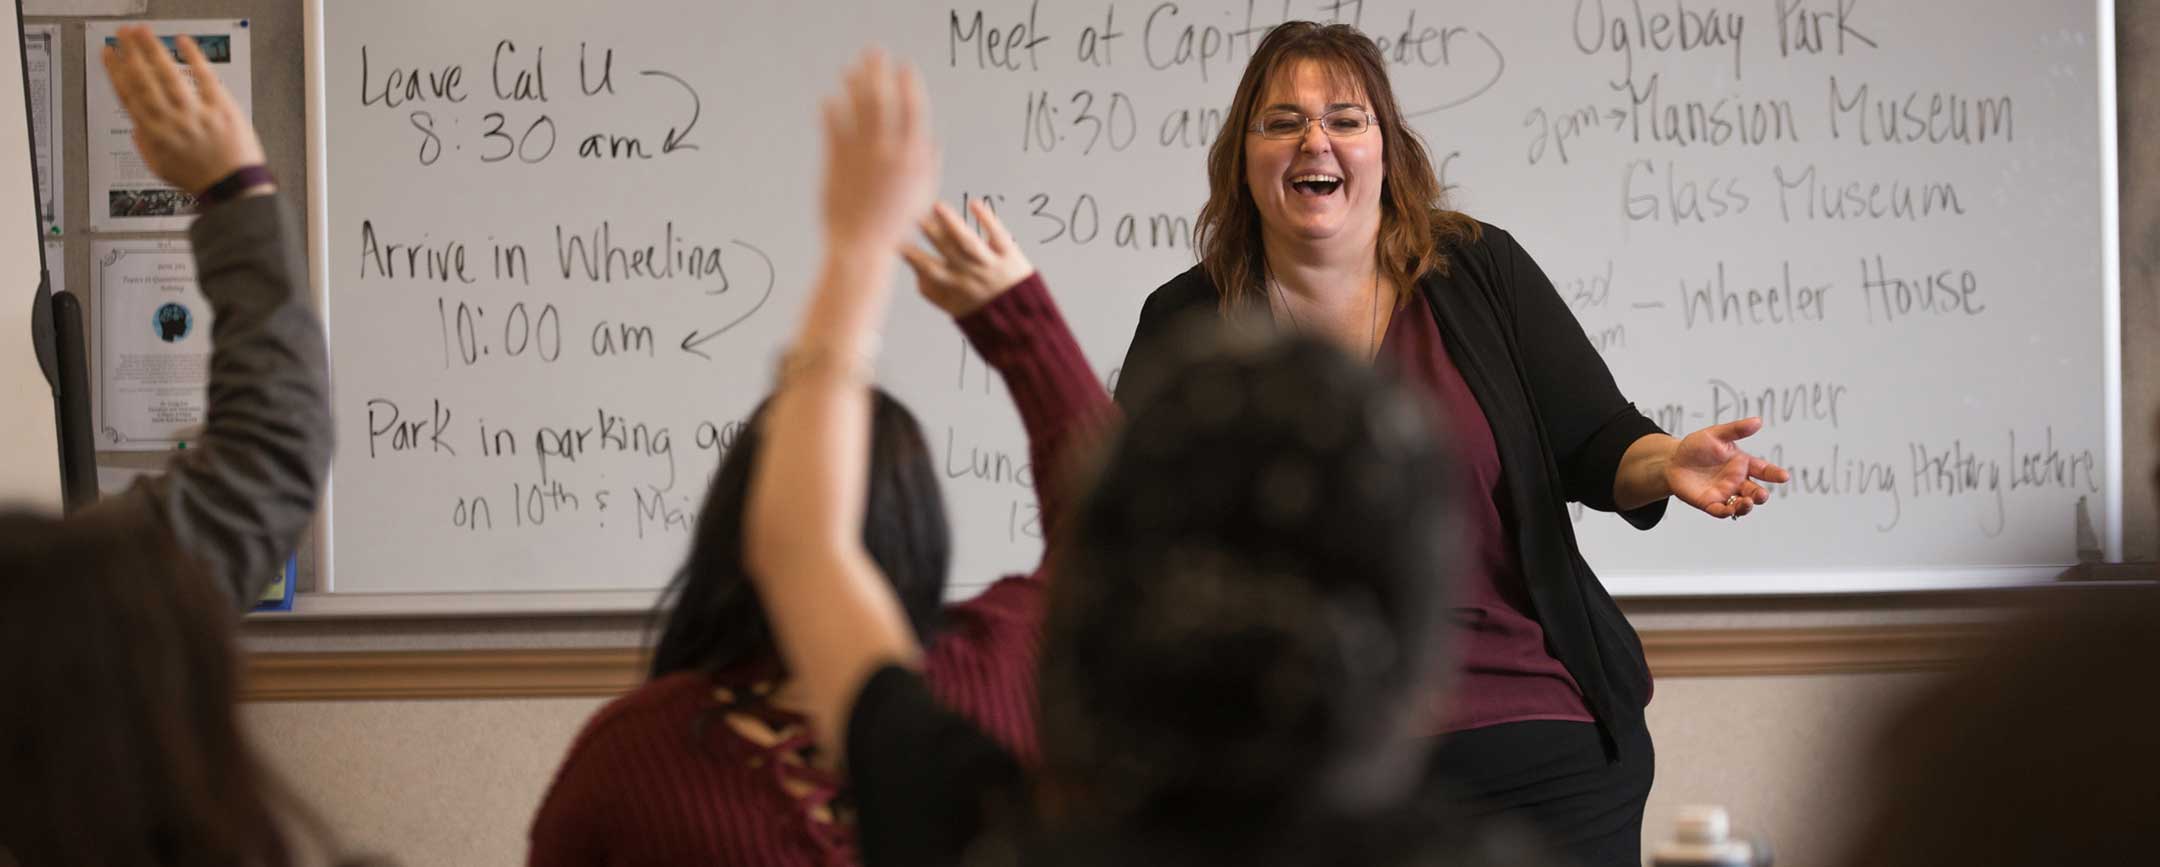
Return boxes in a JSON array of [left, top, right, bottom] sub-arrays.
[[1248, 108, 1377, 140]]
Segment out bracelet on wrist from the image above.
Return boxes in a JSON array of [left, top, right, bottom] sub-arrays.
[[774, 344, 876, 389], [195, 165, 275, 209]]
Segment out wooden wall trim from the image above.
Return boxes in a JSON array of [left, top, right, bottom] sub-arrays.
[[244, 648, 647, 701], [241, 624, 1988, 702], [1636, 623, 1985, 678]]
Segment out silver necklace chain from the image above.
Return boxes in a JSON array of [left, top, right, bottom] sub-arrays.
[[1272, 270, 1382, 362]]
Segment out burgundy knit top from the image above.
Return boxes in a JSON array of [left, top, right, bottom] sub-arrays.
[[1378, 293, 1595, 734]]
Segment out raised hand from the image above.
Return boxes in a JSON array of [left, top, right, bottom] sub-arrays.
[[902, 199, 1035, 318], [819, 48, 937, 257], [1665, 417, 1791, 519], [740, 49, 947, 770], [101, 28, 266, 196]]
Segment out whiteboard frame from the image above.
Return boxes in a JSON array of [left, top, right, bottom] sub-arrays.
[[1600, 566, 2080, 598], [286, 588, 660, 618], [2100, 0, 2127, 563], [260, 568, 2081, 620], [288, 0, 2130, 618], [301, 0, 335, 602]]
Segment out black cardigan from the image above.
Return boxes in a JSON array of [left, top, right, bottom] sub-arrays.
[[1114, 222, 1662, 752]]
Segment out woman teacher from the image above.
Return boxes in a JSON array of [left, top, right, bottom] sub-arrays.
[[1115, 22, 1790, 867]]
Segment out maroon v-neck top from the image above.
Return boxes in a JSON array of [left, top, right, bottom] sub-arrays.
[[1379, 296, 1595, 733]]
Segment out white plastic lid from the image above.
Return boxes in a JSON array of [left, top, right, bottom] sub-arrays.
[[1676, 805, 1732, 844], [1653, 805, 1755, 866]]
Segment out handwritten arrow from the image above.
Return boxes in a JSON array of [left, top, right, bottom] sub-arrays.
[[681, 240, 774, 359], [639, 70, 702, 154], [1403, 31, 1507, 118]]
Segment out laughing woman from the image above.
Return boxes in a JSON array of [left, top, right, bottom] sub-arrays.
[[1112, 22, 1790, 867]]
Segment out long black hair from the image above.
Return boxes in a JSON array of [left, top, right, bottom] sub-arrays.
[[648, 389, 952, 680]]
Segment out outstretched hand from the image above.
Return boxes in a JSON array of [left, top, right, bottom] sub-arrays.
[[101, 27, 266, 196], [902, 199, 1035, 318], [1666, 417, 1790, 519]]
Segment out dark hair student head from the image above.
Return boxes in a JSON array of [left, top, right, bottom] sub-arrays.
[[649, 389, 951, 681], [0, 511, 365, 867], [1037, 329, 1465, 828]]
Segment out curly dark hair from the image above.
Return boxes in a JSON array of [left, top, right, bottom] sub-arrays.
[[1038, 327, 1466, 827]]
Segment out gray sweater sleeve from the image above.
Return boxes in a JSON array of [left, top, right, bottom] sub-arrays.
[[84, 194, 332, 607]]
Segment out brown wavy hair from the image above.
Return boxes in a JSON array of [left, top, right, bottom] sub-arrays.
[[0, 509, 379, 867], [1194, 21, 1480, 312]]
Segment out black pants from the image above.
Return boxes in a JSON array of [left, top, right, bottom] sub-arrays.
[[1424, 719, 1655, 867]]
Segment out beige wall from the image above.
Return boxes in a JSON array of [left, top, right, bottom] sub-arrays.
[[239, 670, 1937, 867], [1640, 673, 1933, 867], [244, 698, 603, 867], [234, 595, 1995, 864]]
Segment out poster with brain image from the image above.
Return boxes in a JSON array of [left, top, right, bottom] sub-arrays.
[[93, 239, 212, 451]]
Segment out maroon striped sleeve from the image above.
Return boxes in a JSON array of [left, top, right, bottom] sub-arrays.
[[954, 272, 1117, 573]]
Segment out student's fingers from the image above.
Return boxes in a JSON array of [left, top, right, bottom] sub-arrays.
[[845, 50, 889, 137], [930, 201, 992, 264], [100, 43, 141, 108], [970, 198, 1017, 256], [129, 29, 197, 115], [866, 50, 900, 137], [821, 94, 848, 146], [176, 36, 230, 111], [899, 244, 949, 294], [106, 32, 166, 118], [899, 242, 934, 278], [917, 211, 972, 267], [894, 59, 927, 148], [902, 245, 971, 316]]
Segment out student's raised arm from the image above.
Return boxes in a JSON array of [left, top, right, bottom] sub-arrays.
[[904, 201, 1114, 575], [86, 28, 328, 607], [741, 48, 938, 767]]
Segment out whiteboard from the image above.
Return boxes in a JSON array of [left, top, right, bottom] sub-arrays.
[[0, 0, 60, 514], [302, 0, 2121, 613]]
